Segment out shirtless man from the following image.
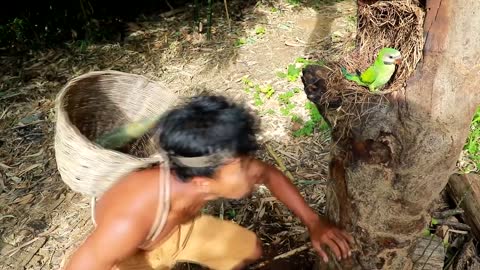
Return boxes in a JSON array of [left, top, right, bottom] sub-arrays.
[[64, 95, 353, 270]]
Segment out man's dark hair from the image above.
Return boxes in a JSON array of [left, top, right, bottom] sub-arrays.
[[157, 95, 259, 181]]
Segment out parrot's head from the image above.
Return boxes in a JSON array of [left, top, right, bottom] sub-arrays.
[[378, 47, 402, 65]]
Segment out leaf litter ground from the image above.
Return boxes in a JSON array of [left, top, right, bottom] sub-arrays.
[[1, 0, 477, 269]]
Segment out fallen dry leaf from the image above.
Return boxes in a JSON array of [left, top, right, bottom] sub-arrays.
[[13, 194, 34, 205]]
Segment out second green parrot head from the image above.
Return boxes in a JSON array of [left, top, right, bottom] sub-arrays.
[[377, 47, 402, 65]]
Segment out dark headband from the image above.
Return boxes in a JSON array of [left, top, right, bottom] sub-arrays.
[[169, 150, 234, 168]]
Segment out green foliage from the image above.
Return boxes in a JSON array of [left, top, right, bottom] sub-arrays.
[[0, 17, 30, 49], [242, 76, 275, 107], [242, 76, 254, 90], [255, 26, 266, 35], [280, 104, 295, 116], [287, 0, 302, 6], [235, 25, 267, 47], [293, 102, 329, 137], [277, 58, 324, 82], [464, 107, 480, 170], [276, 62, 302, 82], [291, 114, 303, 124], [278, 88, 300, 116], [226, 209, 236, 219]]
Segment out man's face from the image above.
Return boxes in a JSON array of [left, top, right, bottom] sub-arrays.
[[208, 158, 257, 199]]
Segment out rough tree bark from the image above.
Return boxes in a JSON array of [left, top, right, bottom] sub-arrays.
[[302, 0, 480, 269]]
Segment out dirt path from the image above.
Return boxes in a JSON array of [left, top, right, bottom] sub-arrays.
[[0, 1, 355, 269]]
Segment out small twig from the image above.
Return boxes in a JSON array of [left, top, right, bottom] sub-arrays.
[[285, 40, 306, 47], [40, 248, 55, 270], [5, 225, 57, 257], [0, 215, 16, 221], [207, 0, 213, 40], [193, 0, 199, 24], [368, 87, 398, 95], [0, 162, 13, 169], [434, 219, 471, 231], [160, 7, 187, 18], [220, 201, 224, 220], [165, 0, 174, 10], [265, 143, 295, 181], [223, 0, 231, 30], [443, 237, 465, 269], [6, 237, 41, 257], [250, 244, 310, 269], [432, 209, 464, 219], [447, 229, 469, 235]]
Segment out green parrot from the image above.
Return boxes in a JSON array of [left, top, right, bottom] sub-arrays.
[[341, 47, 402, 92], [96, 115, 162, 150]]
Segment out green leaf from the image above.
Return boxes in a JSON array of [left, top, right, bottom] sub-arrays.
[[286, 64, 301, 82], [276, 72, 287, 79], [278, 90, 295, 105], [291, 114, 303, 124], [255, 26, 266, 35], [293, 120, 315, 137], [235, 37, 247, 47], [422, 228, 431, 237], [280, 104, 295, 116]]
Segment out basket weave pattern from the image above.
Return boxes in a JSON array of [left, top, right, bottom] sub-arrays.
[[54, 71, 178, 197]]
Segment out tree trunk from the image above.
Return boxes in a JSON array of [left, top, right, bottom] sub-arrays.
[[303, 0, 480, 269]]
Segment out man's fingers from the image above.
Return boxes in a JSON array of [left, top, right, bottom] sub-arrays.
[[323, 238, 342, 260], [312, 241, 329, 263], [340, 230, 355, 245], [332, 233, 350, 258]]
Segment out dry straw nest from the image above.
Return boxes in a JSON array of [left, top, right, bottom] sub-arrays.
[[316, 1, 425, 135]]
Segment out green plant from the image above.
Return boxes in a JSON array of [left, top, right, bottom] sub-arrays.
[[226, 209, 236, 219], [278, 88, 301, 116], [276, 64, 301, 82], [0, 17, 29, 46], [291, 114, 303, 124], [287, 0, 302, 6], [255, 26, 266, 35], [464, 107, 480, 169], [277, 58, 324, 82], [293, 102, 329, 137], [242, 76, 255, 91], [242, 76, 275, 107], [280, 104, 295, 116], [235, 36, 256, 47], [235, 37, 247, 47]]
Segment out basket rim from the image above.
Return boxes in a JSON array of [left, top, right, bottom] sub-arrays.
[[54, 70, 168, 162]]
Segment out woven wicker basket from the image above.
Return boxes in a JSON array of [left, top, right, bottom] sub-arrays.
[[54, 70, 178, 198]]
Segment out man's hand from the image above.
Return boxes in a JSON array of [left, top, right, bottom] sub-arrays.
[[250, 159, 354, 263], [307, 217, 353, 263]]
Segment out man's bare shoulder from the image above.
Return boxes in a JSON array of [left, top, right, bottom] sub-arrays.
[[94, 167, 165, 226]]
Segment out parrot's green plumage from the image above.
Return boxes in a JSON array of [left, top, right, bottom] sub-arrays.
[[96, 115, 162, 150], [341, 47, 402, 92]]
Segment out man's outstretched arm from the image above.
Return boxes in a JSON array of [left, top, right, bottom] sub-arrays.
[[251, 159, 353, 263]]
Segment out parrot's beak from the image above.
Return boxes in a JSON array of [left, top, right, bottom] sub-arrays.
[[395, 57, 402, 64]]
